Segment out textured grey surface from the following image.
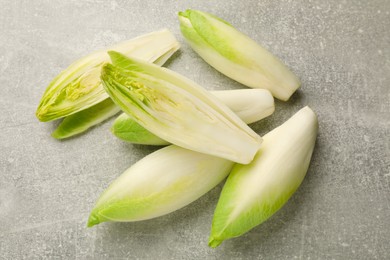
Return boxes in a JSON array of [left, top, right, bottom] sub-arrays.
[[0, 0, 389, 259]]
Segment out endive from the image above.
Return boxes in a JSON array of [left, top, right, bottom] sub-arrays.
[[87, 145, 234, 227], [112, 89, 274, 145], [101, 51, 262, 164], [178, 9, 300, 101], [209, 106, 318, 247], [36, 29, 180, 122], [50, 33, 179, 139]]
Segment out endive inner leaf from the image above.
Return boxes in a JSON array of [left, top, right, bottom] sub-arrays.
[[209, 106, 318, 247], [101, 52, 262, 164], [36, 29, 180, 122]]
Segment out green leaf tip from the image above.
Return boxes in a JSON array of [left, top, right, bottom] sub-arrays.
[[177, 11, 188, 19], [208, 237, 223, 248], [179, 9, 232, 26], [87, 212, 101, 228], [51, 129, 63, 139], [107, 51, 138, 71]]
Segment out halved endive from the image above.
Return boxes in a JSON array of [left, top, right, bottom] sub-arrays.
[[36, 29, 180, 122], [112, 89, 274, 145], [178, 9, 300, 101], [87, 145, 234, 227], [101, 51, 262, 164], [209, 106, 318, 247]]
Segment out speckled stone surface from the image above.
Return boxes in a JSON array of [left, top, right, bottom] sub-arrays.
[[0, 0, 389, 259]]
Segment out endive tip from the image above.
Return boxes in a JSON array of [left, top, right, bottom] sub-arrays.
[[35, 109, 48, 122], [110, 125, 122, 138], [109, 125, 116, 134], [51, 130, 63, 139], [179, 9, 194, 16], [107, 50, 120, 58], [87, 213, 100, 228], [208, 237, 223, 248], [100, 62, 113, 79]]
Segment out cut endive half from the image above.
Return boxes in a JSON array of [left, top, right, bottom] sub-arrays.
[[209, 106, 318, 247], [112, 89, 274, 145], [87, 145, 235, 227], [101, 51, 262, 164], [178, 9, 300, 101], [36, 29, 180, 122]]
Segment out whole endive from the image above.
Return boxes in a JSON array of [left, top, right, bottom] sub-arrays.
[[178, 9, 300, 101], [112, 89, 275, 145], [36, 29, 180, 122], [101, 51, 262, 164], [209, 106, 318, 247], [88, 145, 235, 227]]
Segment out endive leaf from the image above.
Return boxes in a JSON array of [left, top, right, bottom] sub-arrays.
[[51, 98, 120, 139], [179, 10, 300, 101], [101, 52, 262, 164], [209, 106, 318, 247], [112, 89, 274, 145], [88, 145, 234, 226], [36, 29, 180, 122]]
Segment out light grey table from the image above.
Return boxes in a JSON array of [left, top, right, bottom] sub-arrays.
[[1, 1, 389, 259]]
